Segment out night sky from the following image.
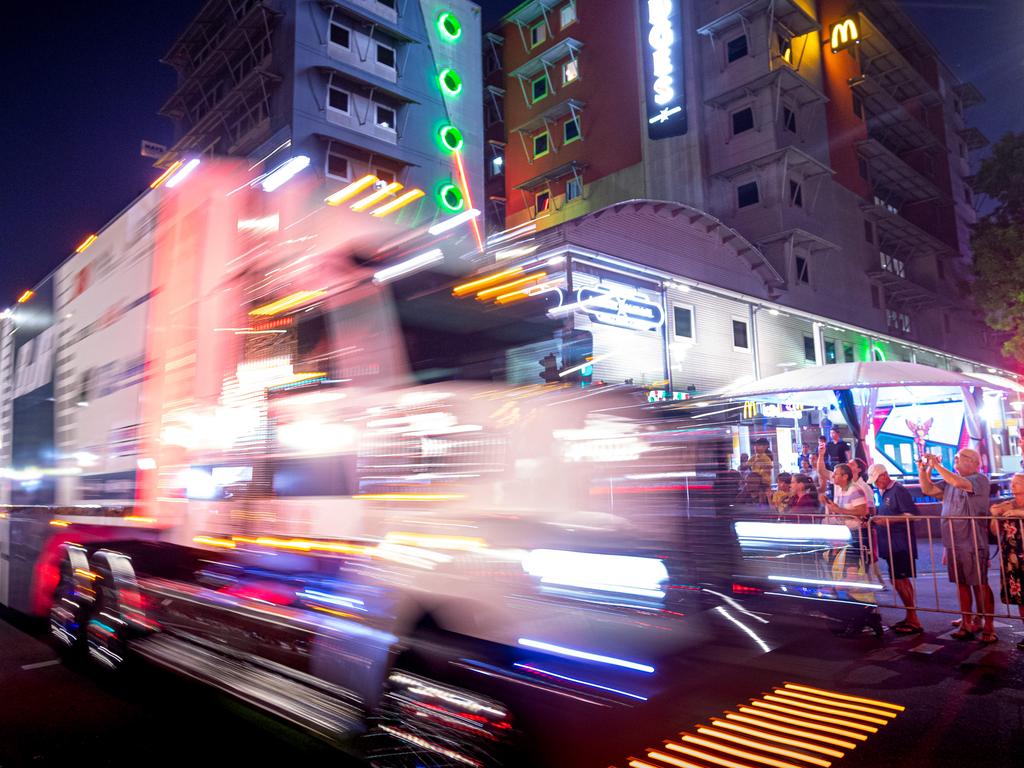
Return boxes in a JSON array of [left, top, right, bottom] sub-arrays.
[[1, 1, 1020, 306]]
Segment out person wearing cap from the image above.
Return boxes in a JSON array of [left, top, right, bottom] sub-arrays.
[[868, 463, 923, 634]]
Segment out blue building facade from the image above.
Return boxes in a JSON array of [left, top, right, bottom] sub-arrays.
[[160, 0, 484, 231]]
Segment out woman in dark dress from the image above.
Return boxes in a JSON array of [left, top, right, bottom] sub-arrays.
[[992, 473, 1024, 650]]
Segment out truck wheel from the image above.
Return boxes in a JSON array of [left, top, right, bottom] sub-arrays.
[[49, 544, 95, 656], [84, 550, 144, 673], [365, 635, 522, 767]]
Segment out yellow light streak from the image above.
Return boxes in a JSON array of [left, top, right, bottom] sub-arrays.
[[475, 272, 547, 300], [193, 536, 236, 549], [17, 290, 35, 304], [762, 695, 887, 725], [49, 520, 71, 527], [150, 160, 183, 189], [695, 727, 832, 767], [325, 174, 378, 205], [748, 702, 877, 733], [75, 234, 99, 253], [660, 742, 750, 768], [772, 689, 896, 719], [645, 750, 703, 768], [357, 493, 466, 502], [718, 715, 851, 753], [74, 569, 99, 581], [350, 182, 403, 212], [452, 266, 524, 296], [782, 684, 905, 712], [736, 707, 866, 741], [124, 516, 157, 524], [249, 289, 327, 316], [674, 735, 806, 768], [383, 531, 486, 550], [370, 188, 425, 217]]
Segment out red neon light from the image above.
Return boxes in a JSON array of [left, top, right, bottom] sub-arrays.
[[452, 150, 483, 251]]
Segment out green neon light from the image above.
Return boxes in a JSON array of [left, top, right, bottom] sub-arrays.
[[438, 125, 464, 152], [438, 68, 463, 96], [438, 183, 465, 212], [872, 344, 887, 362], [437, 12, 462, 42]]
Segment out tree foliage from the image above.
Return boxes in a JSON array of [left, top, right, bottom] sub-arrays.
[[971, 132, 1024, 362]]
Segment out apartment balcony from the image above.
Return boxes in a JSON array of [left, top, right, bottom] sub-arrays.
[[318, 0, 420, 44], [854, 12, 940, 106], [697, 0, 819, 42], [867, 267, 958, 314], [856, 138, 943, 207], [958, 126, 990, 151], [848, 74, 939, 156], [508, 37, 583, 109], [705, 65, 826, 112], [860, 197, 953, 263]]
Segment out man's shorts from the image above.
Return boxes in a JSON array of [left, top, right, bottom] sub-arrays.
[[947, 546, 990, 587], [881, 548, 916, 580]]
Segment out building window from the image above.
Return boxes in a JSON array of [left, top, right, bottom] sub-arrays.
[[937, 256, 946, 280], [560, 2, 577, 29], [533, 131, 550, 159], [737, 181, 759, 208], [795, 255, 810, 284], [880, 252, 905, 278], [535, 189, 551, 213], [864, 220, 874, 244], [825, 340, 837, 364], [530, 20, 547, 48], [531, 73, 549, 103], [887, 310, 912, 334], [377, 0, 396, 8], [329, 21, 351, 49], [486, 99, 502, 126], [803, 335, 816, 362], [843, 343, 855, 363], [376, 42, 396, 69], [727, 34, 748, 63], [375, 104, 397, 130], [777, 33, 792, 64], [485, 45, 501, 75], [562, 59, 579, 85], [375, 168, 396, 184], [564, 116, 580, 144], [327, 85, 351, 114], [870, 284, 881, 309], [858, 157, 869, 180], [789, 179, 803, 207], [490, 148, 504, 177], [782, 105, 797, 133], [674, 306, 694, 340], [326, 150, 350, 181], [732, 319, 749, 350], [565, 177, 582, 202], [731, 107, 754, 135]]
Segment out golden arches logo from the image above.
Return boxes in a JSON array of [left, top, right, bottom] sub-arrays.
[[830, 17, 859, 52], [742, 401, 758, 419]]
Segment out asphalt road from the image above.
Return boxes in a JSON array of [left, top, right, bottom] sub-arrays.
[[2, 604, 1024, 768]]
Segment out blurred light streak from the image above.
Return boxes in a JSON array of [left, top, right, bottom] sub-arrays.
[[452, 150, 483, 249], [74, 234, 98, 253], [670, 735, 805, 768], [384, 531, 485, 550], [494, 244, 538, 261], [734, 522, 851, 543], [278, 421, 357, 453], [193, 536, 236, 549], [237, 214, 280, 234], [370, 188, 425, 217], [714, 607, 770, 653], [475, 272, 547, 300], [761, 695, 887, 725], [522, 550, 667, 598], [249, 289, 327, 316], [233, 536, 367, 556], [260, 155, 311, 192], [373, 248, 443, 283], [516, 638, 655, 673], [747, 702, 877, 733], [766, 575, 882, 591], [428, 207, 481, 236], [695, 727, 832, 767], [325, 174, 378, 205], [733, 708, 866, 742], [702, 589, 769, 624], [16, 290, 34, 303], [558, 352, 611, 378], [782, 683, 905, 712], [772, 689, 896, 718], [124, 516, 156, 524], [357, 493, 466, 502], [149, 160, 182, 189], [513, 663, 647, 700], [164, 158, 200, 188], [295, 590, 365, 609], [378, 724, 482, 767], [486, 220, 536, 246], [722, 713, 855, 750], [711, 719, 845, 758], [49, 520, 71, 527], [350, 182, 403, 211], [645, 750, 702, 768], [452, 266, 523, 296]]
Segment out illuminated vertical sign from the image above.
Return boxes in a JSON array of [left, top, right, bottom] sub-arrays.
[[639, 0, 687, 140], [829, 17, 860, 53]]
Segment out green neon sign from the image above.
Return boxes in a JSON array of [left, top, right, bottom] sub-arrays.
[[438, 183, 465, 212], [437, 12, 462, 42], [438, 68, 463, 97], [438, 125, 464, 152]]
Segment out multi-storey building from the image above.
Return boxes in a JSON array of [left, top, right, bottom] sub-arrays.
[[159, 0, 484, 230]]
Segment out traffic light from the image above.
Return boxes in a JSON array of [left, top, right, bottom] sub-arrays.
[[539, 352, 560, 383], [562, 330, 594, 387]]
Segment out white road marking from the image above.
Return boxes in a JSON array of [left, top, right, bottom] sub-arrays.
[[21, 659, 60, 670]]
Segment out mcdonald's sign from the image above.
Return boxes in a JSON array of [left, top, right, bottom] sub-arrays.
[[829, 17, 860, 53], [742, 401, 758, 419]]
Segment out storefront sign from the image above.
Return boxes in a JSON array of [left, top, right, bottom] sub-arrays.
[[830, 17, 860, 53], [575, 286, 665, 333], [647, 389, 690, 403], [639, 0, 687, 139]]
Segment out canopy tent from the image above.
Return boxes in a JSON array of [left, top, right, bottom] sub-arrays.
[[700, 361, 1018, 469]]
